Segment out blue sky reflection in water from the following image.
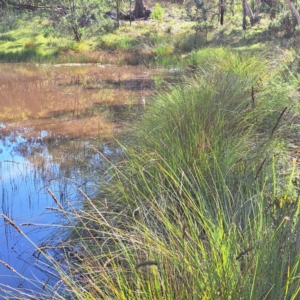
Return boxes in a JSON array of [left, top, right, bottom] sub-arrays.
[[0, 128, 116, 294]]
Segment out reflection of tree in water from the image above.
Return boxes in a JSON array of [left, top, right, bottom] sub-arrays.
[[5, 130, 121, 202], [0, 129, 124, 295]]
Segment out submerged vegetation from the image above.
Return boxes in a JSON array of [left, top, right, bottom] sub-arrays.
[[2, 0, 300, 299]]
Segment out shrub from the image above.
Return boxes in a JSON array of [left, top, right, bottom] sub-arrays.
[[151, 3, 164, 23]]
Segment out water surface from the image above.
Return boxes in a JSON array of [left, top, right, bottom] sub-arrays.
[[0, 63, 165, 294]]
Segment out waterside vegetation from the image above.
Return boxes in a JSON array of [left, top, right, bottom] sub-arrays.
[[1, 0, 300, 66], [2, 1, 300, 299], [1, 48, 300, 299]]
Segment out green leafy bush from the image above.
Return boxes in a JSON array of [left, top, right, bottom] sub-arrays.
[[269, 11, 297, 38], [151, 3, 164, 22]]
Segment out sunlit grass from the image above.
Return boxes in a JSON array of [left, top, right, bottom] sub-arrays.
[[1, 50, 300, 299], [0, 16, 99, 63], [0, 4, 292, 65]]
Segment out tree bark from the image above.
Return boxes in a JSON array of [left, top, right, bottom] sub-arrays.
[[244, 0, 254, 24], [262, 0, 278, 19], [219, 0, 226, 25], [2, 0, 41, 10], [243, 0, 260, 25], [134, 0, 145, 18], [254, 0, 261, 20], [285, 0, 300, 24], [242, 0, 247, 29]]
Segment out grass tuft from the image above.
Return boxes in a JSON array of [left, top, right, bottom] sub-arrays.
[[2, 51, 300, 300]]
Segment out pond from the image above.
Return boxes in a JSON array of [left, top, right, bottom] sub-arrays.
[[0, 63, 171, 295]]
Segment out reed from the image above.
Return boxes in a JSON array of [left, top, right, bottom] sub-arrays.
[[2, 50, 300, 299]]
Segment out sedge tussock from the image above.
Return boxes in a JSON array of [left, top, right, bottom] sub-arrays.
[[3, 50, 300, 299]]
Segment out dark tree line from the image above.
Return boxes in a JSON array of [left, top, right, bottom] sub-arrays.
[[0, 0, 152, 40], [2, 0, 300, 41], [186, 0, 300, 36]]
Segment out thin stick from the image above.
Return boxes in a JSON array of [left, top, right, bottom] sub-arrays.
[[271, 106, 287, 137], [254, 156, 267, 180], [1, 214, 23, 235], [47, 188, 64, 210], [136, 261, 158, 269]]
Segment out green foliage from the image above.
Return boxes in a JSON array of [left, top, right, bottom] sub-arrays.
[[151, 3, 164, 22], [185, 0, 217, 44], [2, 0, 300, 295], [93, 52, 299, 299], [0, 10, 19, 33], [2, 50, 298, 299], [100, 32, 139, 50], [194, 0, 205, 9], [154, 43, 173, 56], [268, 11, 298, 38], [152, 74, 164, 88], [47, 0, 113, 42], [0, 34, 15, 42], [185, 48, 266, 77], [0, 47, 41, 62], [43, 27, 57, 39]]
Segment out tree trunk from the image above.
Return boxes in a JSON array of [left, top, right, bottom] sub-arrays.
[[129, 0, 132, 26], [219, 0, 226, 25], [134, 0, 145, 18], [244, 0, 254, 25], [0, 0, 7, 9], [242, 0, 247, 29], [116, 0, 120, 28], [244, 0, 260, 25], [254, 0, 261, 20], [285, 0, 300, 24], [262, 0, 278, 19]]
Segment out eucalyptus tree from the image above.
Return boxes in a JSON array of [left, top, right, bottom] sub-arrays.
[[134, 0, 146, 18], [133, 0, 152, 18], [243, 0, 260, 25], [285, 0, 300, 24], [48, 0, 113, 42], [0, 0, 46, 10], [187, 0, 300, 31]]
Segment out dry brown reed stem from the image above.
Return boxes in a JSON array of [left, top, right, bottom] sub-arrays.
[[271, 106, 287, 137], [0, 259, 17, 273], [0, 215, 57, 277], [46, 206, 64, 212], [254, 157, 267, 180], [136, 261, 158, 269], [1, 214, 23, 235], [20, 223, 38, 226], [78, 188, 121, 240], [52, 279, 65, 293], [90, 146, 112, 164], [47, 188, 64, 210], [236, 246, 254, 260], [65, 198, 78, 214], [251, 86, 255, 107]]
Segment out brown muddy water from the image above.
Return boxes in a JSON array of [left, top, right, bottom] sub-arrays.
[[0, 63, 165, 138], [0, 63, 175, 295]]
